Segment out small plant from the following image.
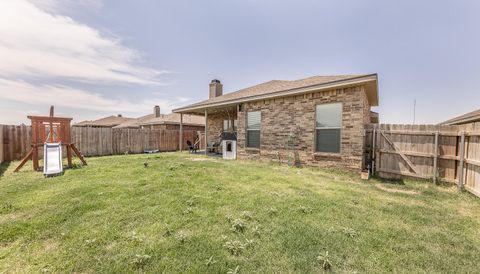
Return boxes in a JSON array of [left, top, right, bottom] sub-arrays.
[[1, 203, 14, 213], [227, 265, 240, 274], [129, 231, 143, 242], [299, 205, 313, 214], [163, 225, 173, 237], [267, 207, 278, 215], [183, 207, 194, 215], [85, 238, 96, 245], [132, 254, 151, 269], [317, 251, 332, 270], [224, 240, 245, 255], [231, 219, 246, 233], [225, 214, 234, 223], [205, 256, 217, 266], [186, 198, 197, 207], [341, 227, 358, 238], [252, 225, 261, 238], [176, 231, 187, 243], [241, 211, 253, 220], [244, 238, 255, 248]]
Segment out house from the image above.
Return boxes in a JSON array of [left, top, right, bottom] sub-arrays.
[[113, 106, 205, 131], [173, 74, 379, 171], [74, 115, 133, 128], [440, 108, 480, 125]]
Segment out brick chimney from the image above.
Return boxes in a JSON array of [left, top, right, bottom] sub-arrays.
[[153, 105, 161, 117], [209, 79, 223, 98]]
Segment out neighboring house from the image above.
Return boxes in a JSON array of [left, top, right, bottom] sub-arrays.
[[173, 74, 379, 171], [74, 115, 133, 128], [114, 106, 205, 131], [440, 108, 480, 125]]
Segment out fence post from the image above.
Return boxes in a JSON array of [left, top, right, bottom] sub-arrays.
[[433, 130, 439, 184], [458, 131, 465, 190], [372, 127, 376, 174], [0, 125, 3, 164]]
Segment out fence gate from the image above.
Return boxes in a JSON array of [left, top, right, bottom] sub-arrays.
[[367, 123, 480, 198]]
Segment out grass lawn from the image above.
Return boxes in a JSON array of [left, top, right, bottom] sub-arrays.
[[1, 153, 480, 273]]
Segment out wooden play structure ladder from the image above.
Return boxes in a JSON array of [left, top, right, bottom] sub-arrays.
[[14, 106, 87, 172]]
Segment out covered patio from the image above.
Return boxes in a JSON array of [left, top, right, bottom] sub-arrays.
[[177, 105, 238, 156]]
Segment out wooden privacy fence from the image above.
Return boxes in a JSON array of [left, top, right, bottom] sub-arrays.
[[366, 123, 480, 198], [1, 125, 204, 161]]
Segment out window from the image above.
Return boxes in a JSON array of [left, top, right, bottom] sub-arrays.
[[315, 103, 342, 153], [246, 111, 261, 148], [223, 119, 231, 131]]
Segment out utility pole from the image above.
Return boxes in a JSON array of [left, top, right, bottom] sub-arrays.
[[413, 99, 416, 124]]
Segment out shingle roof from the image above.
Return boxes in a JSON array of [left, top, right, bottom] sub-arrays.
[[174, 74, 378, 113], [139, 113, 205, 126], [441, 109, 480, 125], [74, 115, 134, 127], [112, 114, 153, 129], [113, 113, 205, 129]]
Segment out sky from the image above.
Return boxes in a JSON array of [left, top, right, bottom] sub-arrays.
[[0, 0, 479, 125]]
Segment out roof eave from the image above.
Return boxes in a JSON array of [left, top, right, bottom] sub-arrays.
[[173, 74, 378, 113]]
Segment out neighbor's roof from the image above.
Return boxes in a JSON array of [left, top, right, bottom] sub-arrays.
[[441, 108, 480, 125], [113, 114, 153, 129], [174, 74, 378, 113], [113, 113, 205, 128], [139, 113, 205, 126], [74, 115, 133, 127]]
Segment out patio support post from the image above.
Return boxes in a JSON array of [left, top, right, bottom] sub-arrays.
[[205, 109, 208, 155], [179, 113, 183, 151]]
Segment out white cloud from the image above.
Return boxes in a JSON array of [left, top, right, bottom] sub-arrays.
[[0, 78, 186, 115], [29, 0, 103, 13], [0, 0, 165, 85]]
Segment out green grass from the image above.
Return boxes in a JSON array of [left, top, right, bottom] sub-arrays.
[[1, 153, 480, 273]]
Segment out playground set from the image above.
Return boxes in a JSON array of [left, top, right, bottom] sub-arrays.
[[14, 106, 87, 174]]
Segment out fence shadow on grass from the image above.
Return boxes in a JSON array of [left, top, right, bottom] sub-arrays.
[[0, 162, 11, 178]]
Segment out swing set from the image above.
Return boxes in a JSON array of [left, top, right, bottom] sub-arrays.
[[14, 106, 87, 172]]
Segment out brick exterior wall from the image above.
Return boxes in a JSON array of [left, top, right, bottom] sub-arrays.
[[207, 85, 371, 171], [206, 110, 237, 143]]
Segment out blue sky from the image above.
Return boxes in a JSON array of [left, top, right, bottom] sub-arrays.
[[1, 0, 479, 124]]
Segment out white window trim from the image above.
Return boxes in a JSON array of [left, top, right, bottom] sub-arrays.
[[314, 103, 342, 154]]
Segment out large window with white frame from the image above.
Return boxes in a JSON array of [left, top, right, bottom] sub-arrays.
[[315, 103, 342, 153], [246, 111, 261, 148]]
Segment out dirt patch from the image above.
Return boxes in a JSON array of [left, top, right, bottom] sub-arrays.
[[375, 184, 419, 195], [188, 158, 217, 162]]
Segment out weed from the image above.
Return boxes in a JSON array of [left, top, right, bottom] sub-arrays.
[[299, 205, 313, 214], [176, 231, 187, 243], [267, 207, 278, 215], [341, 227, 358, 239], [252, 225, 261, 238], [163, 225, 173, 237], [224, 240, 245, 255], [231, 219, 246, 233], [1, 203, 14, 213], [205, 256, 217, 266], [227, 265, 240, 274], [241, 211, 253, 220], [317, 251, 332, 270], [132, 254, 151, 269], [183, 207, 194, 215]]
